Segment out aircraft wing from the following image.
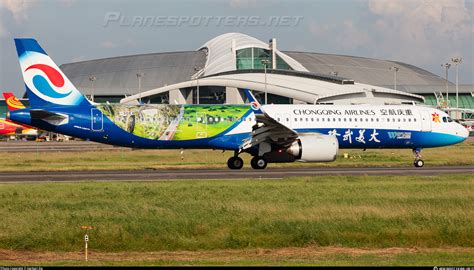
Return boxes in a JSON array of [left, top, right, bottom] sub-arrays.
[[240, 90, 298, 151]]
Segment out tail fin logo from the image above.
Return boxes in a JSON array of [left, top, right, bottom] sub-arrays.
[[25, 64, 72, 99], [6, 96, 25, 110], [18, 47, 85, 106], [250, 101, 261, 111]]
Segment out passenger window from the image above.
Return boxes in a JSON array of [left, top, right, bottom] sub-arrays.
[[294, 118, 297, 122], [414, 118, 417, 122], [447, 117, 453, 122], [387, 118, 390, 122], [354, 118, 357, 122]]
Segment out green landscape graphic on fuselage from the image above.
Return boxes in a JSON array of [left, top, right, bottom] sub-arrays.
[[97, 104, 250, 140]]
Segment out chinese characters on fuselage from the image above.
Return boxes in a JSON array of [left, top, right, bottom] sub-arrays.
[[329, 129, 381, 144]]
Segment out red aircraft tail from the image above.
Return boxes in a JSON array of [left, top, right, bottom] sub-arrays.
[[3, 92, 26, 111]]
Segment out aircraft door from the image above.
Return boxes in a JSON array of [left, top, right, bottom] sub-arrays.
[[195, 111, 207, 138], [91, 108, 104, 131], [419, 110, 432, 132]]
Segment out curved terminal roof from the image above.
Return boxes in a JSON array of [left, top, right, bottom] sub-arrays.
[[285, 52, 450, 93], [61, 51, 207, 95], [197, 32, 307, 76], [59, 33, 470, 99], [197, 32, 266, 76]]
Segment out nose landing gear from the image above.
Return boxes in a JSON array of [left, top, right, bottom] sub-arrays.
[[413, 148, 424, 167]]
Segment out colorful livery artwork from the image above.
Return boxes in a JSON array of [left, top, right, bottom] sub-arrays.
[[97, 104, 250, 141]]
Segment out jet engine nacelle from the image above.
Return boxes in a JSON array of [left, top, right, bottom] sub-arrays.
[[287, 133, 339, 162]]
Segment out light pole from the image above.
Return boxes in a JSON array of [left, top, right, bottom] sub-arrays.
[[194, 66, 201, 104], [136, 72, 145, 104], [261, 59, 271, 104], [389, 66, 399, 90], [441, 63, 451, 107], [88, 76, 97, 102], [451, 57, 462, 108]]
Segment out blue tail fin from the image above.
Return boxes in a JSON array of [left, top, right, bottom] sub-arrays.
[[14, 38, 90, 108]]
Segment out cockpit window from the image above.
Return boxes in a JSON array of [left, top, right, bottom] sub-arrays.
[[442, 116, 453, 123]]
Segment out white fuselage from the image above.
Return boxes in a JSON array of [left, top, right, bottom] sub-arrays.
[[227, 104, 469, 149]]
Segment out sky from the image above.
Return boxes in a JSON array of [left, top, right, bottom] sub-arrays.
[[0, 0, 473, 96]]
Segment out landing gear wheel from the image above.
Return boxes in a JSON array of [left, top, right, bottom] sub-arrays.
[[414, 159, 424, 168], [227, 156, 244, 170], [412, 148, 424, 168], [250, 156, 267, 170]]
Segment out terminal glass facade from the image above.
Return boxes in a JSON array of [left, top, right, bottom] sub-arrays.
[[236, 47, 292, 71], [276, 55, 292, 70], [192, 86, 226, 104], [236, 48, 271, 70], [422, 94, 474, 109], [240, 89, 292, 104]]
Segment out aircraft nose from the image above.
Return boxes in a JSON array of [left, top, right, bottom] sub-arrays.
[[458, 124, 469, 139]]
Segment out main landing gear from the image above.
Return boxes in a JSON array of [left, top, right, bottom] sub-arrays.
[[227, 155, 244, 170], [227, 152, 268, 170], [250, 156, 267, 170], [413, 148, 424, 167]]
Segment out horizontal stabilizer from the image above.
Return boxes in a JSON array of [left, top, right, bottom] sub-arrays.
[[30, 109, 69, 126]]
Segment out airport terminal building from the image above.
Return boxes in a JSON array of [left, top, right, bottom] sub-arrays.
[[1, 32, 473, 118]]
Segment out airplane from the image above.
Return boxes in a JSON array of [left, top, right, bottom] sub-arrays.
[[7, 38, 469, 169], [0, 92, 37, 137]]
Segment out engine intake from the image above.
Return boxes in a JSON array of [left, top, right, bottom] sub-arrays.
[[287, 133, 339, 162]]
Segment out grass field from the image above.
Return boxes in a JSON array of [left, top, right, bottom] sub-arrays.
[[0, 174, 472, 265], [0, 139, 472, 172], [2, 247, 472, 266]]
